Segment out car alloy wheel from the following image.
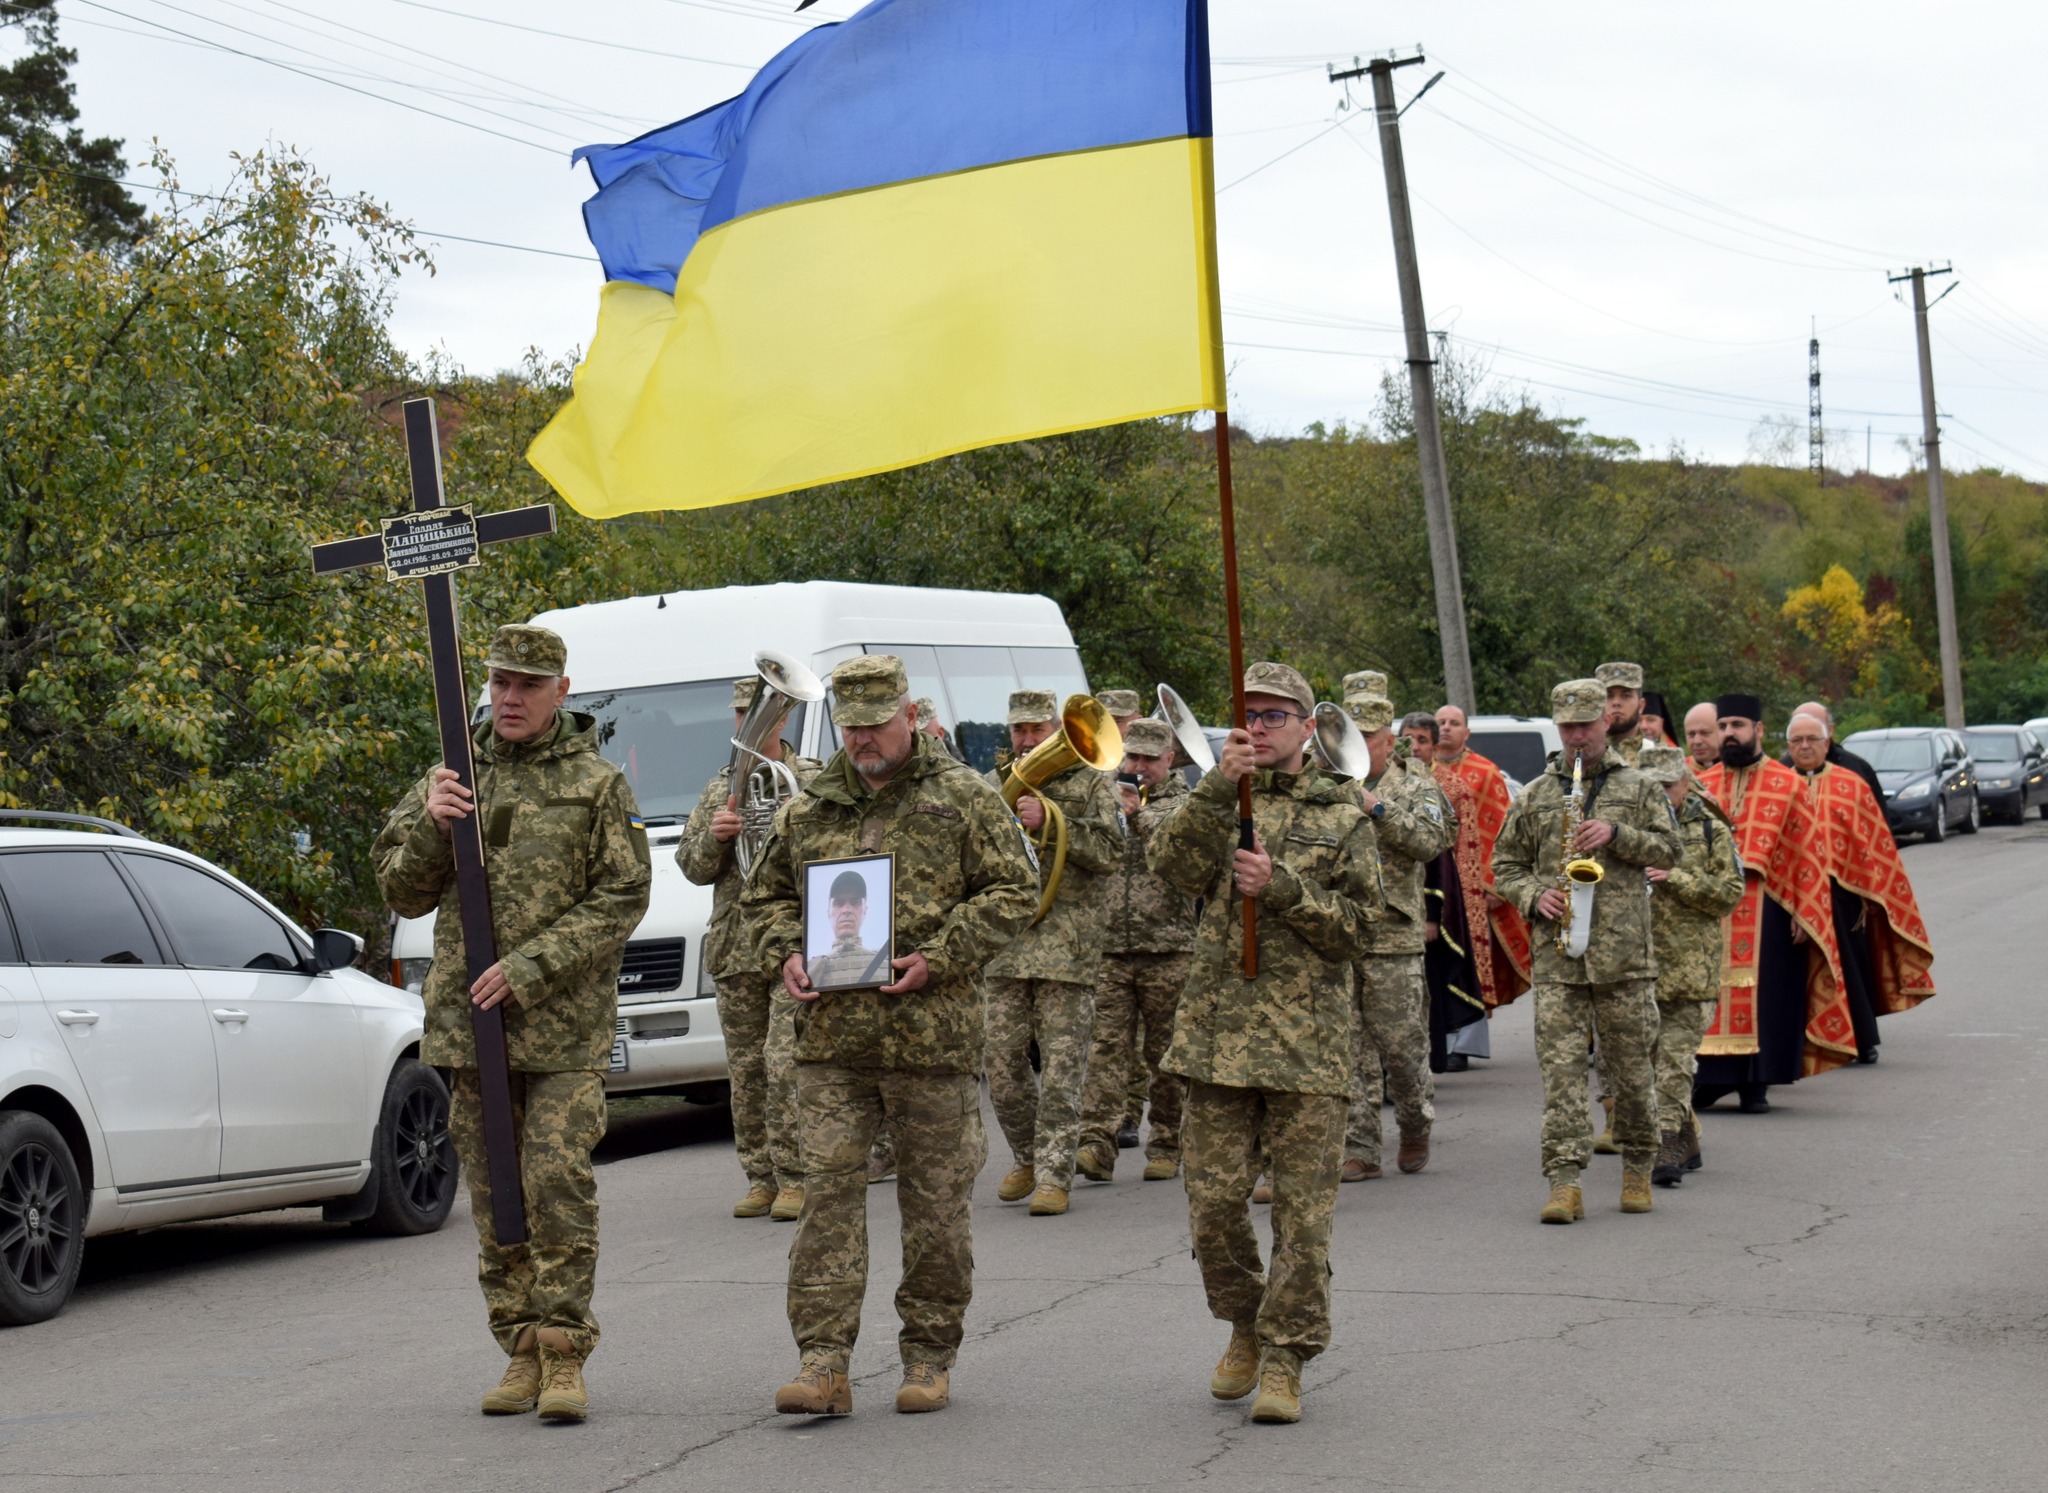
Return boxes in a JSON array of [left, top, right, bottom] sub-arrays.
[[392, 1080, 454, 1218], [0, 1111, 86, 1325]]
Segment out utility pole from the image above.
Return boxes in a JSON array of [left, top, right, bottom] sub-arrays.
[[1331, 50, 1476, 714], [1808, 319, 1824, 481], [1890, 264, 1964, 729]]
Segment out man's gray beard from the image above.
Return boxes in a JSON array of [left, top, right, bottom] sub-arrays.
[[853, 741, 913, 781]]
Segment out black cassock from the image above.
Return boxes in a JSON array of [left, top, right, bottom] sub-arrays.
[[1424, 849, 1488, 1072], [1696, 896, 1809, 1092]]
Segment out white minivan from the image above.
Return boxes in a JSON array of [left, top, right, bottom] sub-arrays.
[[390, 581, 1093, 1099]]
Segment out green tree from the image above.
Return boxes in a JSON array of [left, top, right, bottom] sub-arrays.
[[1, 0, 143, 246]]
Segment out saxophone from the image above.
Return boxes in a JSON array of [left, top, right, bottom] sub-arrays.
[[1553, 753, 1605, 957]]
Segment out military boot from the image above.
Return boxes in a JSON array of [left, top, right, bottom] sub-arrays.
[[733, 1181, 776, 1218], [1539, 1180, 1584, 1225], [1620, 1168, 1654, 1214], [1075, 1142, 1116, 1183], [775, 1356, 852, 1416], [1210, 1328, 1259, 1400], [1396, 1131, 1431, 1174], [1027, 1184, 1069, 1216], [895, 1363, 950, 1413], [996, 1163, 1035, 1202], [1116, 1117, 1141, 1149], [770, 1185, 804, 1221], [1251, 1177, 1273, 1205], [1142, 1155, 1179, 1181], [533, 1328, 589, 1424], [1651, 1131, 1688, 1187], [1592, 1095, 1619, 1155], [1249, 1362, 1303, 1424], [480, 1326, 540, 1415], [1681, 1113, 1703, 1171], [1340, 1158, 1381, 1183]]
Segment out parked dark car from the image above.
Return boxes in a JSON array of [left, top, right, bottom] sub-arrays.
[[1841, 727, 1979, 842], [1961, 726, 2048, 823]]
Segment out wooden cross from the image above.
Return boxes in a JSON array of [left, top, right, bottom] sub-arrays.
[[311, 397, 555, 1246]]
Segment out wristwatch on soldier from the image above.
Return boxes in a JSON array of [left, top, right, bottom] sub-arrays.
[[1369, 800, 1386, 821]]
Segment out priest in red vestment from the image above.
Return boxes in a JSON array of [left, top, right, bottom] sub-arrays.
[[1786, 712, 1936, 1063], [1434, 704, 1531, 1007], [1694, 693, 1852, 1112]]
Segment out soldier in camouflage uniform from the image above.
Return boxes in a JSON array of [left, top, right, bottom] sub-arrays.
[[1075, 717, 1196, 1183], [374, 625, 652, 1424], [982, 689, 1126, 1216], [1597, 661, 1648, 767], [1637, 745, 1746, 1185], [743, 655, 1036, 1417], [678, 676, 824, 1222], [1094, 687, 1151, 1146], [1339, 680, 1453, 1182], [1151, 662, 1384, 1426], [1492, 679, 1680, 1224]]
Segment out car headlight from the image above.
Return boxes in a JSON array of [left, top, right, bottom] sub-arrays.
[[1894, 780, 1932, 802], [1983, 776, 2014, 789], [395, 957, 433, 994]]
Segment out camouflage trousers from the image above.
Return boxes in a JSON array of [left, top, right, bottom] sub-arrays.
[[1079, 953, 1190, 1162], [1183, 1080, 1347, 1372], [715, 976, 801, 1189], [984, 976, 1094, 1191], [1654, 997, 1714, 1136], [787, 1064, 986, 1372], [1345, 955, 1435, 1165], [1532, 980, 1659, 1181], [449, 1067, 606, 1359]]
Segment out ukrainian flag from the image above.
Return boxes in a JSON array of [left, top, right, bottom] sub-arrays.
[[528, 0, 1225, 519]]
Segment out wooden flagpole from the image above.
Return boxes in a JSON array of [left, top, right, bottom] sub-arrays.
[[1213, 413, 1257, 980]]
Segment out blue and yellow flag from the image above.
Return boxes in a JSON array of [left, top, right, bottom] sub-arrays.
[[528, 0, 1225, 519]]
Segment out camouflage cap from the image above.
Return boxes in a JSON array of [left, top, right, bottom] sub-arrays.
[[828, 654, 909, 727], [732, 675, 759, 711], [1095, 688, 1141, 717], [1345, 696, 1396, 733], [1637, 743, 1689, 783], [1342, 669, 1388, 701], [913, 696, 942, 725], [1551, 678, 1607, 724], [1595, 661, 1645, 691], [1243, 661, 1314, 716], [485, 624, 567, 678], [1122, 718, 1174, 757], [1007, 689, 1058, 725]]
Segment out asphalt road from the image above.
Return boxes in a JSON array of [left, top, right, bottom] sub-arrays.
[[6, 824, 2046, 1492]]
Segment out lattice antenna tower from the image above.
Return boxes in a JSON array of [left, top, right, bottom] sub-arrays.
[[1808, 317, 1824, 481]]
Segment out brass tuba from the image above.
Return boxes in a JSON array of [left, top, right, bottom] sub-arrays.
[[1001, 694, 1123, 923], [729, 649, 825, 878], [1154, 682, 1216, 773], [1311, 702, 1372, 780], [1554, 753, 1605, 956]]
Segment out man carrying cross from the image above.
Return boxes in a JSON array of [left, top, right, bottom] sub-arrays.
[[374, 624, 651, 1424]]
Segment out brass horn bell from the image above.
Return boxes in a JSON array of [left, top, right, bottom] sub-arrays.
[[1001, 694, 1124, 923]]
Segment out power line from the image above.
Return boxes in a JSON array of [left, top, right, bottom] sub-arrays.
[[374, 0, 754, 69], [1216, 110, 1364, 193]]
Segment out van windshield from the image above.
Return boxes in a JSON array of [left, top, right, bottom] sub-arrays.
[[870, 645, 1091, 773], [567, 680, 803, 826], [1466, 729, 1550, 786]]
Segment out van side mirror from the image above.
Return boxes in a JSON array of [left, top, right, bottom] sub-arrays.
[[312, 927, 364, 972]]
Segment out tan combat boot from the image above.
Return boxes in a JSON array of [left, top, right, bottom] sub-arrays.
[[769, 1185, 804, 1222], [1396, 1131, 1431, 1174], [1620, 1168, 1654, 1214], [1027, 1184, 1069, 1216], [775, 1356, 852, 1416], [1340, 1158, 1381, 1183], [1593, 1095, 1619, 1155], [481, 1326, 540, 1415], [733, 1181, 776, 1218], [533, 1328, 589, 1423], [1142, 1155, 1178, 1181], [1249, 1362, 1302, 1423], [997, 1163, 1036, 1202], [1210, 1329, 1259, 1400], [1075, 1142, 1116, 1183], [1540, 1181, 1584, 1225], [1251, 1177, 1273, 1204], [895, 1362, 950, 1413]]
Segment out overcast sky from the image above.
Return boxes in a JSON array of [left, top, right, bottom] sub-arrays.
[[36, 0, 2048, 479]]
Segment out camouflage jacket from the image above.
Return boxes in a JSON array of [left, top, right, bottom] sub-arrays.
[[374, 710, 653, 1072], [980, 759, 1125, 984], [1611, 729, 1645, 767], [1150, 764, 1384, 1098], [677, 753, 824, 984], [1491, 749, 1680, 987], [1103, 771, 1197, 957], [743, 732, 1037, 1073], [1651, 792, 1746, 1003], [1359, 754, 1454, 956]]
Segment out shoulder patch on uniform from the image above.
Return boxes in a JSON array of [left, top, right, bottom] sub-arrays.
[[629, 813, 647, 832], [1422, 797, 1443, 824]]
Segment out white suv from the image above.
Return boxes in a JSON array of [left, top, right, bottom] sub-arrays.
[[0, 814, 457, 1326]]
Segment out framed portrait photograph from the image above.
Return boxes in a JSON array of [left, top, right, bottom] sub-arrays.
[[802, 852, 896, 993]]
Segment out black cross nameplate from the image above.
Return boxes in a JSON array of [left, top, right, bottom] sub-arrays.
[[312, 397, 555, 1247]]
